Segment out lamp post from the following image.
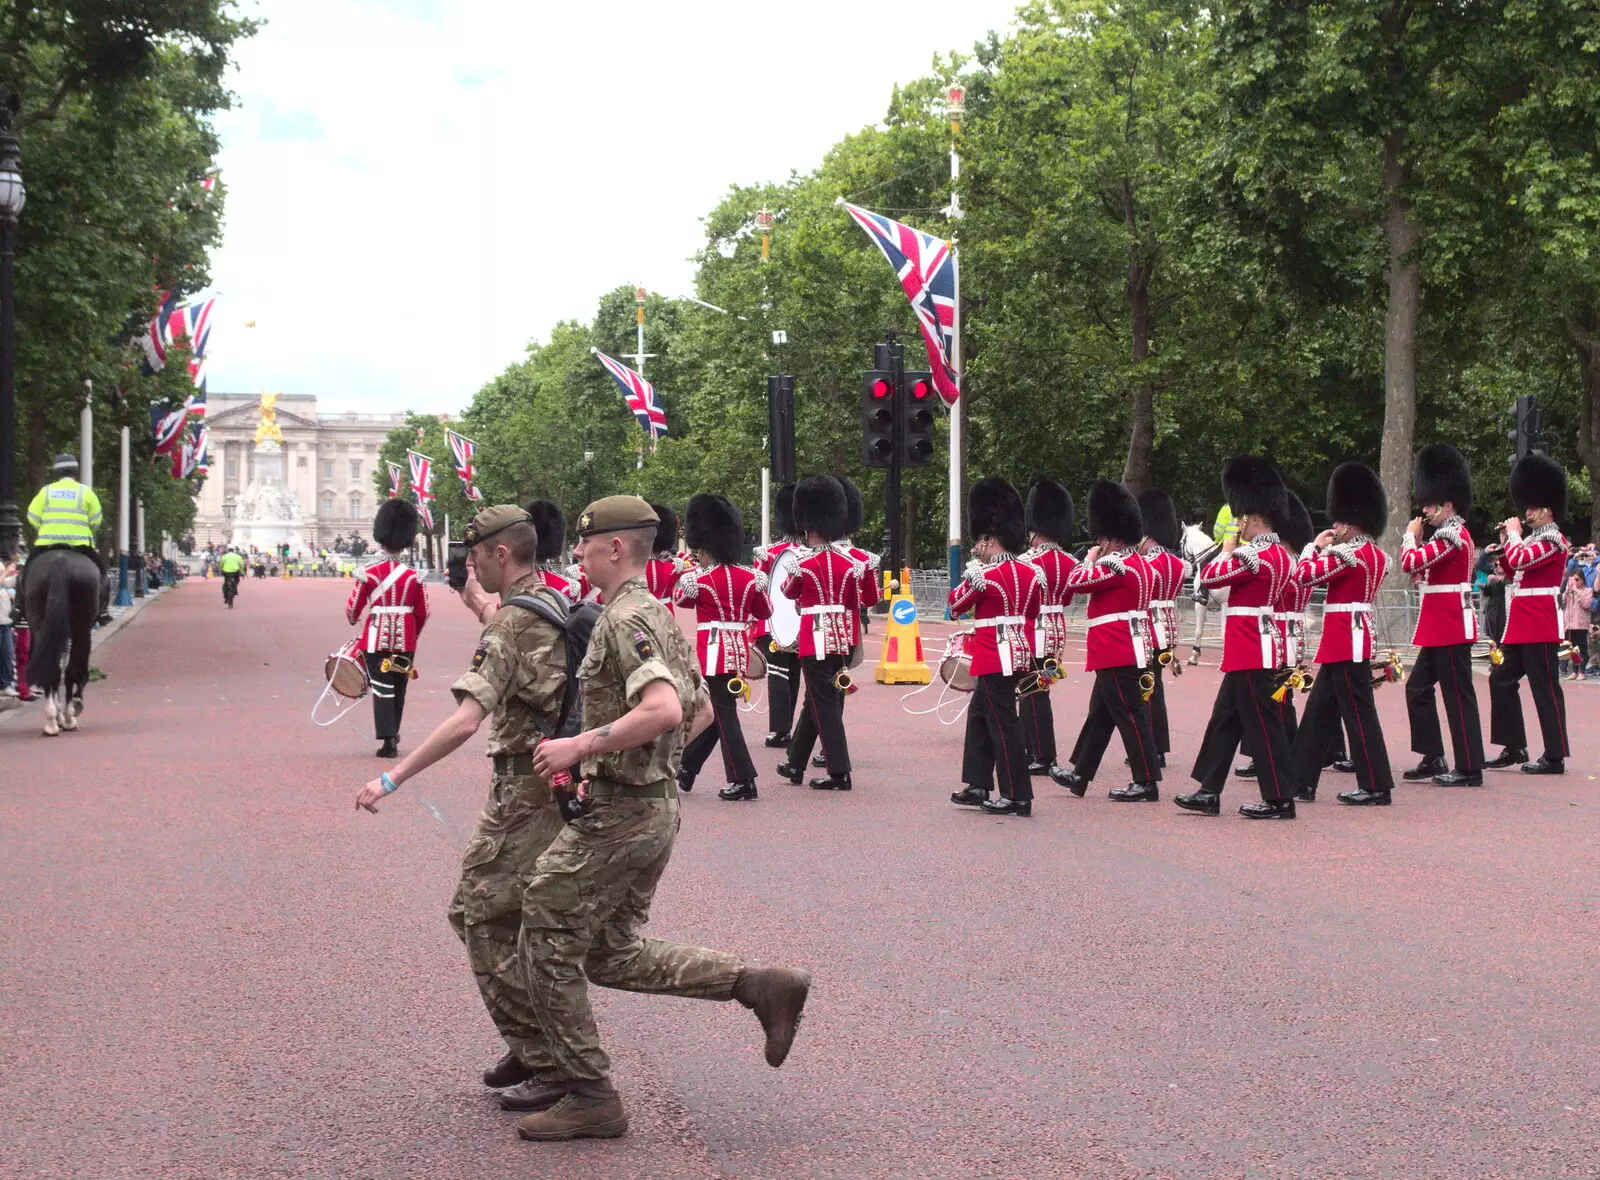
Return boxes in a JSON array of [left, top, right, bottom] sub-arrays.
[[583, 440, 596, 507], [0, 105, 26, 561]]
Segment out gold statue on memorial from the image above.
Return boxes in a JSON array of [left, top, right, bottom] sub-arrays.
[[254, 391, 284, 447]]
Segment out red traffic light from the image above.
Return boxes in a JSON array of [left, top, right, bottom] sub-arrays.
[[910, 379, 931, 400], [872, 378, 893, 399]]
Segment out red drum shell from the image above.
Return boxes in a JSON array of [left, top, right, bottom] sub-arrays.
[[325, 639, 370, 701]]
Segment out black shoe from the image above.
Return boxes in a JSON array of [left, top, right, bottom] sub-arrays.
[[1485, 747, 1527, 770], [376, 738, 398, 758], [719, 781, 758, 801], [1027, 761, 1052, 776], [1239, 800, 1296, 819], [1125, 754, 1169, 769], [1295, 789, 1317, 802], [1234, 761, 1258, 778], [498, 1077, 573, 1112], [763, 732, 791, 748], [1402, 755, 1449, 781], [1330, 759, 1356, 774], [810, 775, 852, 790], [482, 1051, 534, 1088], [1432, 770, 1483, 787], [96, 611, 113, 626], [811, 754, 827, 768], [1109, 781, 1159, 802], [951, 785, 990, 807], [1174, 792, 1221, 815], [1521, 757, 1565, 775], [1338, 788, 1391, 806], [1049, 765, 1088, 797], [677, 770, 694, 794], [979, 796, 1031, 816], [774, 762, 803, 784]]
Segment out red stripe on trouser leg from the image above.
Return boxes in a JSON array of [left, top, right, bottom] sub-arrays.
[[1110, 672, 1153, 781], [1442, 647, 1476, 770], [1342, 663, 1377, 788], [1244, 675, 1287, 800], [1538, 645, 1570, 758], [982, 678, 1017, 795]]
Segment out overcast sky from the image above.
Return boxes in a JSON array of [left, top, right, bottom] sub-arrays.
[[202, 0, 1020, 414]]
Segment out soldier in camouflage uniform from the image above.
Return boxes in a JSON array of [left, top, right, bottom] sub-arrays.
[[354, 504, 570, 1095], [517, 495, 812, 1143]]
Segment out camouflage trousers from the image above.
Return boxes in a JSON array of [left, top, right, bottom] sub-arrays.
[[519, 790, 746, 1081], [445, 771, 565, 1075]]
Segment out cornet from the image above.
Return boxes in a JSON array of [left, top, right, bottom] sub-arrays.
[[1158, 648, 1182, 677], [1372, 650, 1406, 687], [1271, 667, 1312, 703], [833, 668, 858, 695], [380, 653, 418, 679], [1557, 640, 1578, 662], [727, 675, 751, 701], [1016, 657, 1063, 699], [1139, 671, 1156, 702]]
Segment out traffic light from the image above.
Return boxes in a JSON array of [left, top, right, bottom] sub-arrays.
[[1511, 394, 1547, 460], [901, 370, 935, 467], [861, 370, 895, 468], [767, 374, 796, 484]]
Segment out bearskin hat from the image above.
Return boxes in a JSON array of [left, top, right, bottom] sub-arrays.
[[1414, 443, 1473, 517], [1136, 488, 1181, 552], [372, 498, 420, 552], [1510, 453, 1568, 519], [684, 493, 744, 565], [1025, 478, 1074, 547], [649, 503, 679, 555], [1326, 462, 1387, 538], [1086, 480, 1143, 547], [839, 476, 864, 538], [522, 499, 567, 563], [793, 474, 849, 541], [1221, 455, 1290, 531], [1281, 492, 1315, 552], [968, 477, 1027, 554], [774, 484, 797, 538]]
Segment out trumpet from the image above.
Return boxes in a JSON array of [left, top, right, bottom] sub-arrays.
[[1557, 640, 1579, 663], [833, 668, 858, 695], [727, 675, 751, 701], [1139, 671, 1156, 702], [1372, 649, 1406, 688], [1271, 667, 1312, 703], [1016, 657, 1064, 699], [1472, 642, 1505, 665], [380, 653, 419, 679], [1158, 648, 1182, 677]]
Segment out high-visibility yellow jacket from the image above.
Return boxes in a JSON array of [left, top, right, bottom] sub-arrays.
[[26, 478, 102, 547], [219, 552, 245, 574], [1211, 504, 1237, 544]]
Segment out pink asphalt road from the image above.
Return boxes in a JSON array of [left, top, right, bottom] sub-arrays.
[[3, 577, 1598, 1179]]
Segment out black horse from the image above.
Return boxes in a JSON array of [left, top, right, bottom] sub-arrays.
[[22, 547, 100, 735]]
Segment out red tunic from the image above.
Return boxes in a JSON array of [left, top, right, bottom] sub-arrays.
[[674, 563, 773, 676], [1498, 524, 1568, 644], [1022, 544, 1078, 661], [946, 556, 1043, 677], [1295, 539, 1388, 664], [840, 542, 883, 608], [749, 539, 799, 642], [345, 559, 430, 653], [1200, 539, 1293, 672], [1064, 550, 1155, 672], [540, 568, 581, 604], [1399, 519, 1478, 647], [645, 556, 688, 604], [780, 547, 863, 659], [1142, 547, 1190, 653], [1273, 555, 1315, 668]]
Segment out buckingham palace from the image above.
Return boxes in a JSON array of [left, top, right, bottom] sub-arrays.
[[191, 394, 408, 550]]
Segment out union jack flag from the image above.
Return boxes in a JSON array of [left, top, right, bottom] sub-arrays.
[[151, 402, 190, 456], [387, 461, 404, 499], [190, 424, 209, 478], [840, 201, 961, 405], [445, 427, 485, 502], [592, 349, 668, 441], [142, 293, 216, 409], [407, 449, 435, 531]]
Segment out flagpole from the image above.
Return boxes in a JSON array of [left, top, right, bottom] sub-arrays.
[[946, 84, 966, 601]]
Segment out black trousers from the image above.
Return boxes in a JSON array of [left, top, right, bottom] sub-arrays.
[[963, 673, 1032, 801], [788, 654, 851, 776], [1289, 661, 1394, 796], [1148, 653, 1171, 754], [1068, 666, 1162, 784], [364, 650, 410, 740], [1019, 666, 1057, 766], [763, 638, 801, 739], [1191, 669, 1295, 801], [1406, 643, 1485, 772], [1489, 641, 1570, 761], [681, 673, 758, 785]]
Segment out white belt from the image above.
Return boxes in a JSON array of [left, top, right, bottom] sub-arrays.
[[1511, 586, 1560, 597], [698, 620, 748, 672], [800, 605, 846, 615], [1506, 583, 1561, 645], [1322, 602, 1372, 613], [974, 615, 1028, 675], [1088, 610, 1147, 666], [1224, 605, 1275, 666], [1273, 611, 1306, 664], [1149, 599, 1176, 610], [698, 620, 750, 629], [1038, 604, 1066, 615], [972, 615, 1027, 627], [369, 606, 412, 614], [1422, 582, 1476, 641], [1149, 599, 1176, 648], [800, 604, 847, 656], [1422, 583, 1471, 594], [1323, 601, 1371, 657]]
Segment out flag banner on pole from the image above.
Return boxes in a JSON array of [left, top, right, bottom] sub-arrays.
[[444, 428, 485, 502], [839, 201, 961, 405], [142, 293, 216, 405], [407, 449, 436, 531], [387, 461, 404, 499], [151, 402, 189, 456], [191, 424, 209, 477], [592, 349, 668, 441]]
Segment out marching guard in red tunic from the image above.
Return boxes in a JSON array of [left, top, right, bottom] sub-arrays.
[[1056, 481, 1164, 802], [644, 503, 687, 604], [947, 479, 1043, 816], [1018, 478, 1076, 777], [1288, 463, 1396, 805], [524, 499, 581, 604], [752, 485, 803, 748], [1400, 444, 1486, 786], [1237, 492, 1314, 782], [675, 494, 773, 801], [346, 498, 431, 758], [1487, 453, 1571, 774], [1176, 457, 1299, 818], [1136, 487, 1188, 766], [776, 476, 862, 790]]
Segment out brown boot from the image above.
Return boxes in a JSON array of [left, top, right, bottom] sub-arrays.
[[515, 1082, 628, 1141], [733, 966, 812, 1067]]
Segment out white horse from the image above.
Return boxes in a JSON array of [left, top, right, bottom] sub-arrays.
[[1180, 522, 1230, 665]]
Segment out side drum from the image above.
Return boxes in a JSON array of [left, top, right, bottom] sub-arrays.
[[325, 639, 370, 701], [937, 630, 977, 693]]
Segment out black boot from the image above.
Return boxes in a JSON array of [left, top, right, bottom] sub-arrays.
[[1330, 759, 1356, 773], [1049, 765, 1088, 797], [979, 796, 1031, 816], [1432, 769, 1483, 787], [950, 785, 990, 807], [1337, 787, 1391, 805], [1027, 760, 1053, 776], [1234, 761, 1258, 778], [482, 1051, 534, 1088], [1521, 757, 1565, 775], [811, 754, 827, 769], [774, 762, 803, 784], [1109, 781, 1160, 802], [376, 737, 398, 758], [1174, 791, 1221, 815], [719, 781, 759, 801], [809, 775, 852, 790], [676, 769, 695, 794], [1294, 787, 1317, 802], [1239, 799, 1296, 819], [763, 732, 790, 748], [1484, 747, 1527, 769], [1402, 755, 1448, 781]]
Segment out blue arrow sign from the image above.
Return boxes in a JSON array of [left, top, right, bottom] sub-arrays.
[[891, 599, 917, 625]]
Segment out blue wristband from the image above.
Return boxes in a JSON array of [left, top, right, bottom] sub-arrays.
[[380, 772, 399, 795]]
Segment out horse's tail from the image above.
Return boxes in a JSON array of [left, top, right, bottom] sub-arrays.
[[29, 558, 71, 696]]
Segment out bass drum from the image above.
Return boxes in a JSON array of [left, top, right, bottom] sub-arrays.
[[937, 630, 977, 693], [768, 548, 803, 650]]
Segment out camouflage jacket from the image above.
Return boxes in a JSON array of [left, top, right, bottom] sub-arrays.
[[451, 573, 567, 758]]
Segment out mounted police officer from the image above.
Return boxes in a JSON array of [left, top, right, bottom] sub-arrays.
[[17, 453, 110, 626]]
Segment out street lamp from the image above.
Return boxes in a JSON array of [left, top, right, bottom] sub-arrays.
[[583, 440, 596, 506], [0, 103, 25, 561]]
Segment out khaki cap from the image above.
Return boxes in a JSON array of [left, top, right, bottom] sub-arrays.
[[577, 495, 659, 537], [462, 504, 531, 548]]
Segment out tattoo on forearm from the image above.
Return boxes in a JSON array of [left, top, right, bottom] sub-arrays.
[[589, 723, 613, 754]]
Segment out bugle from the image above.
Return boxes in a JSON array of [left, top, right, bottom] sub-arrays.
[[1139, 671, 1156, 702], [832, 668, 857, 695], [1372, 649, 1405, 687], [727, 675, 750, 701], [1271, 667, 1313, 703], [1016, 657, 1063, 699], [380, 652, 418, 679]]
